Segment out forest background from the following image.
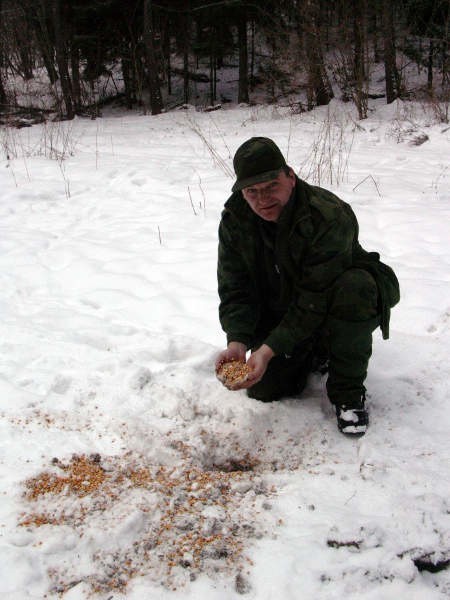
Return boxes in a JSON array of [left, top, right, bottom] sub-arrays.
[[0, 0, 449, 123]]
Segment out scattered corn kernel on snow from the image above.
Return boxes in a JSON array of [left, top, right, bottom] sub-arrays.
[[1, 99, 449, 600]]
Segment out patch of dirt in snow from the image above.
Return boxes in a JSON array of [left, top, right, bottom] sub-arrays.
[[18, 431, 285, 596]]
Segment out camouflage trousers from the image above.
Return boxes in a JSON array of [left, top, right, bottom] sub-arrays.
[[247, 268, 379, 406]]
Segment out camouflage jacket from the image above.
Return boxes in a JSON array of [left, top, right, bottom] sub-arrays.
[[217, 176, 399, 356]]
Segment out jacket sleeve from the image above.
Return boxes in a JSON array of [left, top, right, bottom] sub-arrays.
[[217, 216, 260, 347], [264, 198, 357, 356]]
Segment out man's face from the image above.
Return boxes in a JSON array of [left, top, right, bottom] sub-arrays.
[[242, 169, 295, 222]]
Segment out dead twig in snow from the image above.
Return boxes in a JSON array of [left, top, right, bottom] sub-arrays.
[[188, 186, 197, 216], [352, 174, 381, 197], [186, 115, 234, 178], [197, 173, 207, 213]]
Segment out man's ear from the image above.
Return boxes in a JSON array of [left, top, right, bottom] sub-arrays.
[[287, 167, 296, 184]]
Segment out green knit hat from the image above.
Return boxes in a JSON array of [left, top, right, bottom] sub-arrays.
[[232, 137, 287, 193]]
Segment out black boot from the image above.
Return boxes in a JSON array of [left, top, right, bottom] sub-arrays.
[[335, 395, 369, 436]]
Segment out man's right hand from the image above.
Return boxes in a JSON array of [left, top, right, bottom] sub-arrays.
[[215, 341, 247, 372]]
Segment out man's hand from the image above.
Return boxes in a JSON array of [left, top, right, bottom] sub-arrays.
[[242, 344, 274, 388], [216, 342, 274, 391], [215, 341, 247, 373]]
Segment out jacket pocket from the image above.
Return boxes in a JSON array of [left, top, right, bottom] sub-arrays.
[[353, 252, 400, 339]]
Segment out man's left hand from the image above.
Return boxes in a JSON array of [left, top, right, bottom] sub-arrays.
[[237, 344, 274, 389]]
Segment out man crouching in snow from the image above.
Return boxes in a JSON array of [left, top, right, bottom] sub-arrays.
[[216, 137, 399, 436]]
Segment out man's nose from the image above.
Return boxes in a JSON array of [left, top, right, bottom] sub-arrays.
[[256, 187, 271, 200]]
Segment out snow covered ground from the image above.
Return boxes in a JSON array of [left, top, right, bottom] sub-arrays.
[[0, 99, 449, 599]]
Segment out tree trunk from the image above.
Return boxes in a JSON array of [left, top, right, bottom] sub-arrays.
[[353, 0, 365, 83], [71, 44, 81, 112], [27, 0, 59, 84], [183, 11, 190, 104], [143, 0, 163, 115], [237, 9, 249, 103], [41, 44, 58, 84], [321, 0, 330, 51], [443, 39, 449, 90], [267, 32, 276, 102], [303, 0, 334, 108], [442, 6, 449, 90], [167, 40, 172, 96], [209, 22, 217, 105], [52, 0, 74, 119], [0, 56, 6, 107], [161, 15, 171, 95], [369, 0, 380, 62], [0, 0, 7, 107], [0, 63, 6, 107], [353, 0, 367, 118], [381, 0, 399, 104], [122, 47, 136, 109], [0, 73, 5, 108], [250, 18, 255, 89], [16, 25, 34, 80], [427, 39, 434, 93], [209, 42, 215, 104]]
